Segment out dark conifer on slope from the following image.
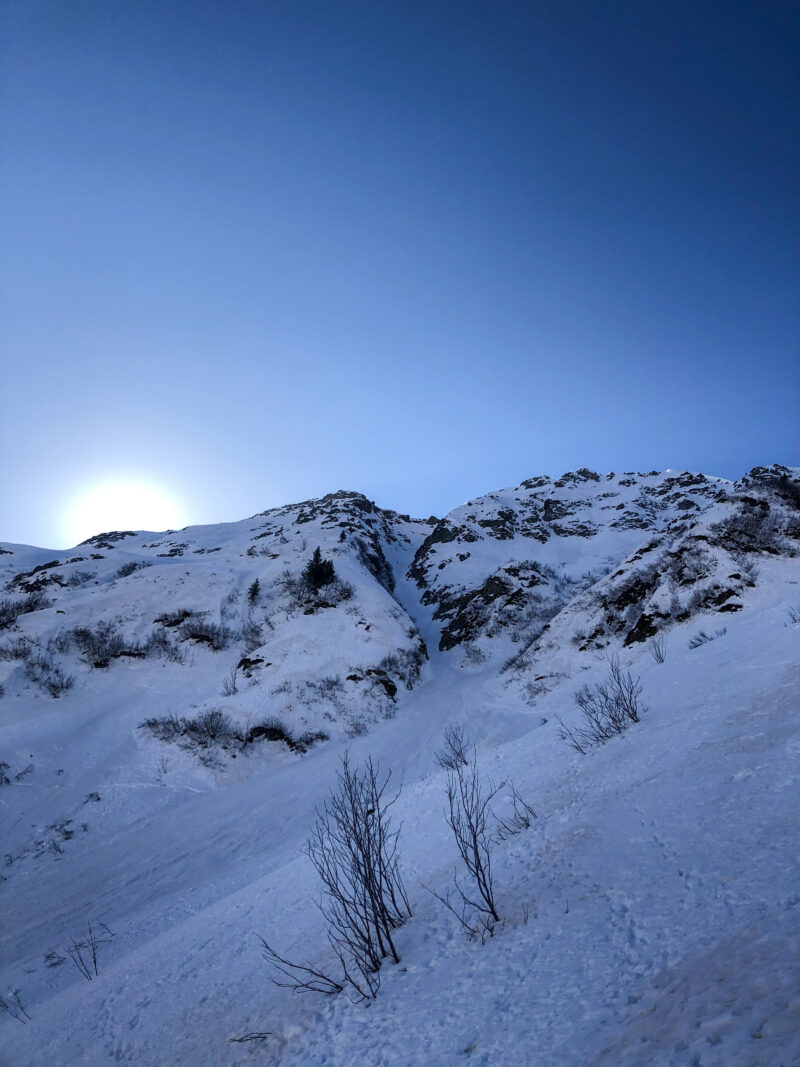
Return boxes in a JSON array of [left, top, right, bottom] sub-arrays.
[[302, 547, 336, 592]]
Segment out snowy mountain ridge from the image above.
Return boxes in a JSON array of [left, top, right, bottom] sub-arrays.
[[1, 463, 798, 1065]]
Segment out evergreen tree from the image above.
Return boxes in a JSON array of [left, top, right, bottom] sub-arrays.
[[247, 578, 260, 605], [303, 547, 336, 592]]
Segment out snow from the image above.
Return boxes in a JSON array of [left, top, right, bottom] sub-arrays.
[[1, 472, 798, 1064]]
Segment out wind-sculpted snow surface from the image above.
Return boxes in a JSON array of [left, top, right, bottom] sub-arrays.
[[0, 466, 798, 1065]]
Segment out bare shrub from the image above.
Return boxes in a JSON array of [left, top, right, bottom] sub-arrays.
[[143, 627, 185, 663], [0, 636, 33, 661], [688, 627, 726, 649], [73, 622, 128, 662], [24, 654, 74, 697], [493, 784, 537, 842], [244, 716, 295, 747], [523, 679, 547, 704], [179, 618, 231, 650], [115, 560, 151, 578], [154, 608, 194, 628], [259, 939, 343, 997], [140, 711, 325, 757], [262, 754, 410, 1001], [281, 568, 354, 614], [140, 713, 184, 742], [186, 709, 235, 744], [648, 633, 667, 663], [378, 642, 427, 690], [307, 674, 344, 698], [710, 499, 783, 554], [0, 988, 31, 1024], [558, 656, 647, 754], [788, 605, 800, 625], [65, 570, 95, 588], [435, 725, 469, 771], [240, 617, 263, 653], [431, 738, 501, 941], [463, 643, 487, 664], [296, 729, 329, 751], [0, 593, 50, 631], [55, 622, 147, 666], [221, 666, 238, 696], [243, 719, 326, 753], [64, 922, 115, 981], [230, 1030, 272, 1045]]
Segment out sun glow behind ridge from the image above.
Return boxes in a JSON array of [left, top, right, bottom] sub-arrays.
[[64, 480, 187, 547]]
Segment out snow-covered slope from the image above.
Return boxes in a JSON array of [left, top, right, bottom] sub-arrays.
[[1, 465, 798, 1065], [0, 489, 432, 750]]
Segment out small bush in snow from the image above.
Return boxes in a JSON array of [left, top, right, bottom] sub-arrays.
[[221, 666, 238, 696], [245, 716, 294, 746], [244, 718, 327, 753], [296, 729, 329, 750], [378, 641, 427, 690], [52, 622, 147, 666], [143, 627, 185, 663], [648, 633, 667, 663], [140, 712, 326, 756], [240, 617, 263, 652], [0, 592, 49, 631], [247, 578, 261, 604], [281, 567, 353, 614], [786, 605, 800, 625], [115, 560, 151, 579], [493, 784, 537, 842], [558, 656, 647, 754], [185, 709, 236, 744], [24, 654, 74, 698], [153, 608, 195, 628], [0, 637, 32, 661], [179, 618, 231, 650], [65, 570, 95, 588], [140, 713, 184, 742], [688, 627, 726, 649]]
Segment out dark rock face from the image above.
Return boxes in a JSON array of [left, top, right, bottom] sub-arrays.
[[406, 466, 799, 661]]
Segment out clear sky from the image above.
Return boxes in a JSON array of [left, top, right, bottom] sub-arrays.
[[2, 0, 798, 547]]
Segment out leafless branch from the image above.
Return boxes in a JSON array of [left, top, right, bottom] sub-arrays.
[[494, 783, 537, 842], [0, 989, 31, 1023], [258, 938, 343, 996], [260, 752, 410, 1001], [435, 725, 470, 770], [66, 921, 114, 981], [436, 736, 502, 935]]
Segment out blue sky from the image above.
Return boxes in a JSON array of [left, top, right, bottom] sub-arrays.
[[2, 0, 798, 546]]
